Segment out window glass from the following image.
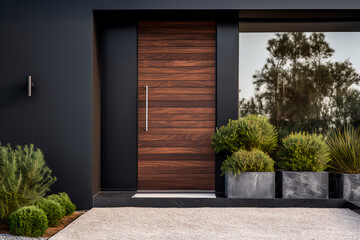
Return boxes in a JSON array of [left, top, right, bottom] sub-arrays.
[[239, 32, 360, 137]]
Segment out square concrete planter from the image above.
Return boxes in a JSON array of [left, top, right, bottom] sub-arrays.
[[330, 173, 360, 201], [281, 171, 328, 199], [225, 172, 275, 199]]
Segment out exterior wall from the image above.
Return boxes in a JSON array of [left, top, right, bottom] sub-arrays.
[[0, 0, 359, 209]]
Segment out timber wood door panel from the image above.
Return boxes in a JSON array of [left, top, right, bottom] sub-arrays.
[[138, 161, 215, 174], [138, 174, 215, 190], [139, 154, 215, 161], [137, 21, 216, 190], [138, 53, 215, 60], [138, 33, 215, 40], [138, 101, 215, 108]]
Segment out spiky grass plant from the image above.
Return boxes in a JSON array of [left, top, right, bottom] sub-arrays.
[[0, 144, 56, 221], [327, 125, 360, 174]]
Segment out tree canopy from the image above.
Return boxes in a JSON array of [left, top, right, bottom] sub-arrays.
[[240, 32, 360, 137]]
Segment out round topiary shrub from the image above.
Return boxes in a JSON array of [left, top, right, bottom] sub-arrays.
[[35, 198, 64, 227], [221, 149, 275, 175], [278, 132, 330, 171], [9, 206, 48, 237], [211, 115, 278, 155], [47, 192, 76, 216]]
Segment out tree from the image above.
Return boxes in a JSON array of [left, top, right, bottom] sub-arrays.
[[240, 32, 360, 137]]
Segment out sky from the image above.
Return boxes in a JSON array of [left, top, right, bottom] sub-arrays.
[[239, 32, 360, 101]]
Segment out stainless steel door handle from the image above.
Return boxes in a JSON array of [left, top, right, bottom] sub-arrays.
[[145, 85, 149, 131]]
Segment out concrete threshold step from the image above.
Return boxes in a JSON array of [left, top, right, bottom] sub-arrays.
[[132, 193, 216, 198]]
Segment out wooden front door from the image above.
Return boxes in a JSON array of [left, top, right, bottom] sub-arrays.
[[137, 21, 216, 190]]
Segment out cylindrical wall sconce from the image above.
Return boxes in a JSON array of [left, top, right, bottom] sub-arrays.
[[27, 76, 34, 97]]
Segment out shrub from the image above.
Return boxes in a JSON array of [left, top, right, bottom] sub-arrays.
[[35, 198, 64, 227], [327, 125, 360, 174], [221, 149, 275, 175], [278, 132, 330, 171], [9, 206, 48, 237], [0, 144, 56, 221], [211, 115, 278, 155], [47, 193, 76, 216]]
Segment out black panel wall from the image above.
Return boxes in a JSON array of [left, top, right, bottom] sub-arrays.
[[98, 16, 137, 190], [0, 1, 94, 209], [1, 0, 359, 209], [215, 15, 239, 192]]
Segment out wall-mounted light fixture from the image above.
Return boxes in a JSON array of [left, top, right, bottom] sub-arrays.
[[27, 76, 34, 97]]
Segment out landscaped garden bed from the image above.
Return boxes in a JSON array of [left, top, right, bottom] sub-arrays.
[[0, 211, 83, 239], [0, 144, 80, 238], [212, 114, 360, 201]]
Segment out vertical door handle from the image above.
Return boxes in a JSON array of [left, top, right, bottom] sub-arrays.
[[145, 85, 149, 131]]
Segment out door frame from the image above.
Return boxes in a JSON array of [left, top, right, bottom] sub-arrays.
[[94, 10, 239, 194]]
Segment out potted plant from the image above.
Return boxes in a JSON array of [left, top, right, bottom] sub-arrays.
[[277, 132, 330, 199], [222, 149, 275, 198], [327, 125, 360, 201], [211, 115, 278, 198]]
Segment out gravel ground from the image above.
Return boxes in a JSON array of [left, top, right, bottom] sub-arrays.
[[50, 207, 360, 240], [0, 234, 46, 240]]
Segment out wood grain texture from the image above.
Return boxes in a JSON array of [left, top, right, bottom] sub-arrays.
[[138, 21, 215, 190], [138, 80, 215, 88], [138, 107, 215, 115], [138, 134, 212, 141], [138, 154, 215, 161], [138, 140, 211, 147], [139, 47, 215, 54], [138, 53, 215, 60], [139, 40, 215, 47], [138, 114, 215, 121], [138, 101, 215, 108], [138, 174, 215, 190], [138, 93, 215, 101], [138, 161, 215, 174], [139, 66, 215, 74], [138, 120, 215, 128], [138, 87, 215, 94], [138, 33, 215, 41], [138, 128, 214, 134], [138, 60, 215, 68], [139, 73, 214, 81], [138, 147, 213, 155]]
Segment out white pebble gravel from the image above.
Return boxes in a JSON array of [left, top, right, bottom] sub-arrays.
[[50, 207, 360, 240], [0, 234, 47, 240]]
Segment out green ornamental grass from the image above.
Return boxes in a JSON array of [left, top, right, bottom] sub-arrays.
[[327, 125, 360, 174], [0, 144, 56, 221]]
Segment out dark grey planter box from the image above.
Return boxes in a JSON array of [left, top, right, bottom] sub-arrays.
[[225, 172, 275, 199], [337, 174, 360, 201], [281, 171, 328, 199]]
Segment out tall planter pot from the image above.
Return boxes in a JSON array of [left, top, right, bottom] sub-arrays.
[[330, 173, 360, 201], [280, 171, 329, 199], [225, 172, 275, 199]]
